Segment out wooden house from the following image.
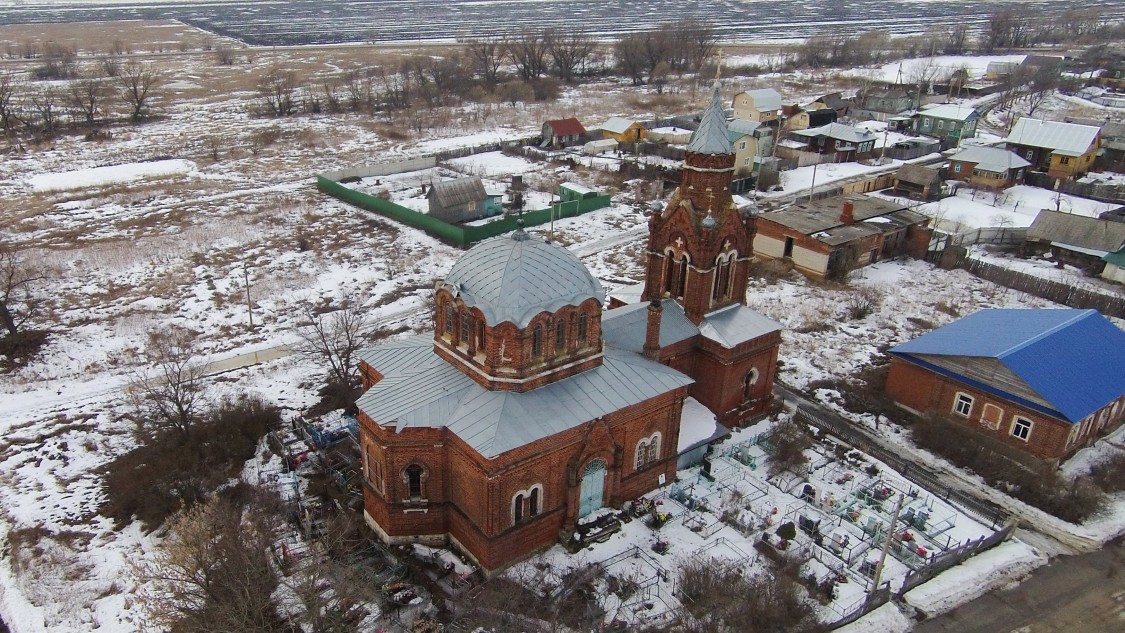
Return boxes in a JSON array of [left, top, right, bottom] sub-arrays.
[[1006, 118, 1101, 180], [752, 194, 931, 280], [886, 309, 1125, 463], [947, 145, 1030, 190], [541, 118, 586, 148], [600, 117, 646, 143], [727, 118, 768, 175], [427, 177, 493, 223], [915, 104, 980, 143], [1025, 209, 1125, 277], [787, 122, 876, 162], [731, 88, 783, 124], [892, 164, 943, 200]]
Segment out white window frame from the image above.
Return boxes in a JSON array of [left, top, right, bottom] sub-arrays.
[[953, 392, 974, 417], [739, 141, 747, 150], [980, 403, 1003, 430], [1010, 416, 1032, 442]]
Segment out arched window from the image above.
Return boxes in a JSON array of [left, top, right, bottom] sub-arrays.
[[460, 311, 471, 346], [743, 367, 760, 401], [405, 464, 423, 499], [675, 254, 688, 298], [712, 251, 737, 302], [635, 433, 662, 470], [635, 439, 649, 470], [512, 486, 543, 525], [662, 249, 676, 295], [529, 487, 540, 516], [556, 317, 566, 352], [577, 312, 588, 344], [531, 325, 543, 358], [647, 433, 661, 463], [444, 303, 453, 335], [513, 493, 524, 524]]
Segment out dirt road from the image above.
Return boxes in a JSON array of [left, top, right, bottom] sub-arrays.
[[913, 536, 1125, 633]]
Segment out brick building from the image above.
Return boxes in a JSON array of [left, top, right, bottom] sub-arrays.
[[355, 84, 781, 572], [885, 309, 1125, 463]]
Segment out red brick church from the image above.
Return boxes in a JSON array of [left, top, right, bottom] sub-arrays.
[[354, 85, 781, 572]]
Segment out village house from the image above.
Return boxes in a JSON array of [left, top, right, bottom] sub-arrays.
[[946, 145, 1030, 190], [891, 164, 943, 200], [1006, 118, 1101, 180], [885, 309, 1125, 463], [752, 194, 931, 280], [427, 177, 497, 223], [354, 85, 782, 573], [1066, 118, 1125, 172], [1025, 209, 1125, 279], [600, 116, 646, 143], [727, 118, 769, 176], [541, 118, 586, 148], [914, 104, 980, 144], [851, 86, 913, 122], [731, 88, 783, 124], [812, 92, 850, 119], [784, 122, 877, 162]]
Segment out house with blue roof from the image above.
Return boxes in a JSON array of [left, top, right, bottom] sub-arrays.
[[885, 309, 1125, 462]]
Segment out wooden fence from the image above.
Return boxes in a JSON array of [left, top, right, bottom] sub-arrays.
[[956, 256, 1125, 318], [1025, 171, 1125, 205]]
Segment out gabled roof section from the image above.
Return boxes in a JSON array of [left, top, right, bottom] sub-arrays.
[[688, 84, 735, 155], [602, 116, 640, 134], [1007, 118, 1101, 157], [895, 164, 943, 186], [545, 117, 586, 136], [736, 88, 783, 113], [727, 118, 762, 140], [356, 340, 693, 458], [429, 177, 488, 207], [890, 309, 1125, 422], [602, 299, 699, 353], [919, 104, 980, 121], [949, 145, 1031, 172], [1027, 210, 1125, 254], [698, 304, 781, 349], [792, 122, 875, 144]]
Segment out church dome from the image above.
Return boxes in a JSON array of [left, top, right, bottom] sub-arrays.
[[443, 229, 604, 328]]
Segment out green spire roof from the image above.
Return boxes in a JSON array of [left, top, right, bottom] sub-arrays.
[[688, 83, 734, 155]]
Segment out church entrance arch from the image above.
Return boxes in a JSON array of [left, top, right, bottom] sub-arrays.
[[578, 458, 607, 517]]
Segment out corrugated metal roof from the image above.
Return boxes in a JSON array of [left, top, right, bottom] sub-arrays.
[[429, 177, 488, 208], [688, 84, 735, 155], [792, 122, 875, 144], [949, 146, 1031, 172], [602, 299, 700, 353], [442, 231, 604, 328], [1006, 118, 1101, 157], [698, 304, 782, 348], [737, 88, 783, 113], [919, 104, 979, 122], [1027, 210, 1125, 254], [545, 117, 586, 137], [356, 338, 693, 458], [1104, 249, 1125, 266], [890, 309, 1125, 422], [602, 116, 639, 135]]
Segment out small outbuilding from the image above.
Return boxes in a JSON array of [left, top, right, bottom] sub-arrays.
[[427, 177, 492, 223], [542, 118, 586, 148], [1025, 209, 1125, 276], [892, 164, 943, 200], [583, 138, 618, 155], [600, 117, 646, 143]]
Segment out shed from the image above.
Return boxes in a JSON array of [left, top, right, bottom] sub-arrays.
[[600, 117, 645, 143], [542, 118, 586, 148], [583, 138, 618, 155], [1026, 209, 1125, 274], [892, 164, 943, 200], [427, 177, 491, 223], [559, 182, 600, 203]]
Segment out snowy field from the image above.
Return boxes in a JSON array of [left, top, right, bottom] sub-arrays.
[[1, 20, 1124, 632], [872, 185, 1120, 232]]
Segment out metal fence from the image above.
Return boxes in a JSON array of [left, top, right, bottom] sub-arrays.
[[896, 523, 1016, 597], [928, 226, 1028, 251]]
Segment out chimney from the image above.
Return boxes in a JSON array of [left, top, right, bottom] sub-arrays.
[[841, 200, 855, 225], [643, 299, 663, 359]]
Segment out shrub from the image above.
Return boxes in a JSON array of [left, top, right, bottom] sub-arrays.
[[678, 558, 822, 632], [1088, 452, 1125, 493], [767, 421, 813, 476], [101, 394, 280, 531]]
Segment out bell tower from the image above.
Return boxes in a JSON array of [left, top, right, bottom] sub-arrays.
[[642, 83, 756, 324]]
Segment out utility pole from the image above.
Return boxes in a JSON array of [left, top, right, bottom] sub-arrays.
[[808, 158, 819, 202], [869, 492, 905, 603], [243, 262, 254, 331]]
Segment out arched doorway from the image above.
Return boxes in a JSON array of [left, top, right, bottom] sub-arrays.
[[579, 458, 607, 517]]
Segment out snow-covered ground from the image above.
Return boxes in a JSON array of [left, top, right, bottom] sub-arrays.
[[872, 185, 1120, 232]]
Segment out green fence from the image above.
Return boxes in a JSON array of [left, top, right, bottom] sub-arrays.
[[317, 175, 611, 247]]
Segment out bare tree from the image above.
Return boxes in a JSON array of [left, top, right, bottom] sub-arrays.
[[32, 42, 78, 80], [680, 19, 719, 72], [545, 29, 595, 82], [464, 36, 507, 86], [137, 496, 279, 633], [119, 61, 163, 121], [100, 54, 122, 78], [506, 29, 550, 81], [0, 244, 45, 339], [767, 420, 813, 476], [615, 33, 648, 85], [257, 66, 298, 116], [0, 74, 17, 134], [293, 299, 372, 395], [67, 77, 108, 126], [127, 326, 209, 442], [214, 44, 237, 66], [1023, 64, 1060, 117], [341, 69, 373, 112]]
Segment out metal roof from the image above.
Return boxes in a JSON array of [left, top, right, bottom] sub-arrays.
[[544, 117, 586, 136], [736, 88, 783, 113], [602, 299, 699, 353], [727, 118, 762, 140], [761, 194, 911, 235], [355, 336, 693, 458], [948, 145, 1031, 172], [890, 309, 1125, 423], [1006, 118, 1101, 157], [429, 177, 488, 208], [602, 116, 640, 135], [1027, 210, 1125, 254], [688, 84, 735, 155], [895, 164, 943, 186], [698, 304, 782, 349], [442, 230, 604, 328], [792, 122, 875, 144], [918, 104, 980, 122]]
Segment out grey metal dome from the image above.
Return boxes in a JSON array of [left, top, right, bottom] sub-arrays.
[[443, 229, 604, 327], [687, 82, 734, 155]]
